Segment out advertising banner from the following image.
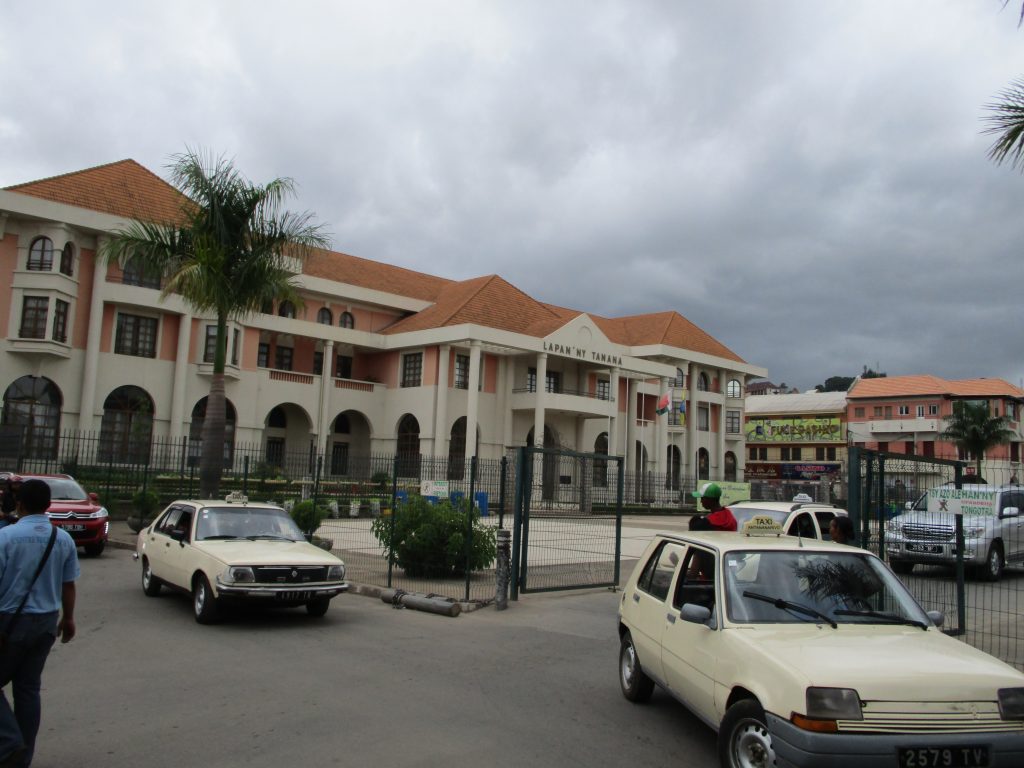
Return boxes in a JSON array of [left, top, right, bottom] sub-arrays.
[[745, 417, 842, 443], [927, 487, 997, 516]]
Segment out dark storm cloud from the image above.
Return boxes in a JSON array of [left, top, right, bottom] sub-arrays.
[[2, 1, 1023, 389]]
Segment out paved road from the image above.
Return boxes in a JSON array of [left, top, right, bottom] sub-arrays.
[[30, 548, 719, 768]]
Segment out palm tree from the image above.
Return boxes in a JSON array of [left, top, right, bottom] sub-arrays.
[[940, 401, 1015, 478], [983, 77, 1024, 171], [102, 149, 329, 497]]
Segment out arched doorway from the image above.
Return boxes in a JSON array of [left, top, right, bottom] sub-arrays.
[[447, 417, 481, 480], [634, 440, 651, 502], [99, 386, 153, 463], [697, 447, 710, 481], [2, 375, 62, 459], [397, 414, 421, 478], [666, 445, 682, 490], [593, 432, 609, 488], [526, 425, 558, 501], [188, 397, 237, 468]]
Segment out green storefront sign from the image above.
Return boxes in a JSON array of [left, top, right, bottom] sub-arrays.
[[745, 417, 842, 443]]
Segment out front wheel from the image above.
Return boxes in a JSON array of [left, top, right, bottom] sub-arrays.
[[719, 699, 775, 768], [141, 558, 162, 596], [982, 545, 1004, 582], [619, 631, 654, 703], [306, 598, 331, 617], [193, 574, 221, 624]]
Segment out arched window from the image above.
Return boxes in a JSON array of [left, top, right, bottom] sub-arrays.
[[697, 447, 710, 480], [261, 299, 274, 314], [317, 307, 333, 325], [674, 368, 686, 388], [28, 237, 54, 271], [726, 379, 742, 398], [697, 372, 710, 392], [339, 312, 355, 329], [2, 375, 62, 459], [60, 242, 74, 276], [188, 397, 237, 467], [593, 432, 609, 487], [266, 406, 287, 429], [99, 386, 153, 463], [396, 414, 421, 478], [278, 301, 296, 319], [724, 451, 737, 482], [447, 417, 467, 480]]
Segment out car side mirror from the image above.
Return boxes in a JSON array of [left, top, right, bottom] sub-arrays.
[[1000, 507, 1019, 519], [169, 529, 187, 543], [927, 610, 945, 628], [680, 603, 712, 625]]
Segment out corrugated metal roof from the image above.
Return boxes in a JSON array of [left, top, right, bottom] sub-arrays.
[[744, 391, 848, 415]]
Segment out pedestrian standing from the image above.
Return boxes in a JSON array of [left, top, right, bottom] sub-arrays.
[[690, 482, 737, 531], [0, 479, 79, 768]]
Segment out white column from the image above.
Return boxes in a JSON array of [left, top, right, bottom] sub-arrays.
[[686, 363, 697, 481], [608, 367, 620, 456], [78, 236, 109, 430], [168, 311, 193, 440], [532, 353, 548, 446], [717, 367, 727, 478], [502, 356, 515, 449], [318, 341, 335, 454], [434, 344, 450, 457], [656, 376, 668, 475], [466, 341, 482, 459], [625, 378, 637, 473]]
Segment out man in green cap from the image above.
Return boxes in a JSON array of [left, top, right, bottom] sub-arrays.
[[690, 482, 737, 531]]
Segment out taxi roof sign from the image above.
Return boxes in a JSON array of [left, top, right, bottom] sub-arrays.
[[743, 514, 784, 537], [224, 491, 248, 505]]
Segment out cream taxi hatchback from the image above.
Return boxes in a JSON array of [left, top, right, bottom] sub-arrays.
[[618, 517, 1024, 768], [134, 493, 348, 624]]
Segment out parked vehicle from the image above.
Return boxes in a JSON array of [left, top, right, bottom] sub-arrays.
[[727, 500, 848, 541], [886, 483, 1024, 580], [133, 493, 348, 624], [618, 519, 1024, 767], [0, 471, 109, 556]]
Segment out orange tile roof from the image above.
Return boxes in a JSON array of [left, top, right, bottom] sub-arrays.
[[304, 247, 452, 303], [849, 374, 1024, 399], [4, 159, 188, 224]]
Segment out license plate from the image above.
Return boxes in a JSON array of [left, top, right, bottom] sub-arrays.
[[277, 591, 313, 601], [898, 746, 988, 767], [64, 523, 86, 532], [906, 543, 942, 554]]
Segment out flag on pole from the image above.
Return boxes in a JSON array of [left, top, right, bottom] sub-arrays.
[[655, 392, 670, 415], [679, 393, 687, 425]]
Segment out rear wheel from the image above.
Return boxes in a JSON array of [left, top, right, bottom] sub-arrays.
[[141, 558, 162, 596], [619, 631, 654, 703], [306, 598, 331, 617], [193, 574, 221, 624], [982, 544, 1004, 582], [719, 699, 774, 768], [83, 542, 105, 557], [890, 560, 915, 575]]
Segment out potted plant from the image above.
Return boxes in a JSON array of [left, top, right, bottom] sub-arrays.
[[127, 487, 161, 533], [349, 498, 361, 517], [290, 499, 331, 548]]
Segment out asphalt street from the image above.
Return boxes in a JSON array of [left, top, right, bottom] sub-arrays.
[[28, 548, 719, 768]]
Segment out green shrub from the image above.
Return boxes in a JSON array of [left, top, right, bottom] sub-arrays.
[[131, 488, 161, 517], [371, 495, 496, 578], [290, 499, 328, 535]]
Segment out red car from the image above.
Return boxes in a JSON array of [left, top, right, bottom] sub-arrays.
[[0, 472, 109, 556]]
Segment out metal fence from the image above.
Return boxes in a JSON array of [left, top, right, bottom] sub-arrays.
[[851, 448, 1024, 670]]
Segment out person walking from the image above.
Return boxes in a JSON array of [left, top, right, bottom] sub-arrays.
[[690, 482, 737, 531], [0, 479, 79, 768]]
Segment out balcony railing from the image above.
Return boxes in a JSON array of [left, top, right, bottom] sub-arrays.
[[512, 385, 615, 402], [334, 378, 375, 392], [268, 370, 314, 385]]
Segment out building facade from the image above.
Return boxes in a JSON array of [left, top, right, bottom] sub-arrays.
[[743, 391, 848, 483], [0, 160, 766, 493]]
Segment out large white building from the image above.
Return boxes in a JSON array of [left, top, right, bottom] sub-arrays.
[[0, 159, 765, 489]]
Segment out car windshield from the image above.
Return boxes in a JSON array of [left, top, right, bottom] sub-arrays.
[[194, 506, 304, 541], [724, 549, 931, 628], [39, 477, 88, 501]]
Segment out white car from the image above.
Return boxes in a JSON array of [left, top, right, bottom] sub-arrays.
[[617, 518, 1024, 767], [134, 494, 348, 623], [727, 500, 848, 541]]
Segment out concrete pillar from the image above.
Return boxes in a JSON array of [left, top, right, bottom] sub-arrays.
[[318, 341, 335, 454], [78, 236, 109, 430], [502, 356, 515, 449], [532, 353, 547, 447], [168, 311, 193, 440], [625, 378, 637, 473], [466, 341, 482, 459], [686, 362, 697, 481], [656, 376, 668, 476], [608, 367, 620, 456], [434, 344, 450, 457]]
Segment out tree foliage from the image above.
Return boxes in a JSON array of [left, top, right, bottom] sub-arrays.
[[940, 401, 1015, 477], [101, 149, 328, 497]]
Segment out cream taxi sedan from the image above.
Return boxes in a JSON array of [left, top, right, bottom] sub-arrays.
[[618, 517, 1024, 768], [134, 494, 348, 623]]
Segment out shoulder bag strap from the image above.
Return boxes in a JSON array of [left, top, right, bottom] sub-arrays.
[[9, 525, 59, 620]]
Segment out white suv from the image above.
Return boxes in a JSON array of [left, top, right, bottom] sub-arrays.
[[885, 484, 1024, 581]]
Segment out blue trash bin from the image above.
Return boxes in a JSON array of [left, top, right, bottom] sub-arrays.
[[395, 490, 409, 506], [450, 491, 465, 506], [474, 491, 489, 517]]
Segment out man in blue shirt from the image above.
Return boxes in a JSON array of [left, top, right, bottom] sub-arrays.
[[0, 479, 79, 768]]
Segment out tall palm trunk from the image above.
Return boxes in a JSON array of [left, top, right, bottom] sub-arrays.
[[199, 317, 228, 497]]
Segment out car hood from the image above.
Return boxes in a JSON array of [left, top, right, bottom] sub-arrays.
[[729, 626, 1024, 700], [48, 500, 103, 515], [193, 540, 342, 566]]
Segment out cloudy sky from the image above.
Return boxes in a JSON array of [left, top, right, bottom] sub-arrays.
[[3, 1, 1023, 391]]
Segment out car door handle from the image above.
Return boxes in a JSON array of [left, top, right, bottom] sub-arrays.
[[666, 613, 676, 624], [632, 593, 640, 603]]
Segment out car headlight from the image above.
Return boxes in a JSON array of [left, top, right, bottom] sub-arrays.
[[886, 519, 902, 534], [792, 687, 863, 732], [222, 566, 255, 584], [85, 507, 109, 519], [328, 564, 346, 581], [998, 688, 1024, 720]]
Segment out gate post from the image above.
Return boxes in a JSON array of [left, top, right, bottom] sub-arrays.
[[495, 528, 510, 610], [510, 447, 526, 601], [614, 457, 625, 588], [848, 447, 861, 543]]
